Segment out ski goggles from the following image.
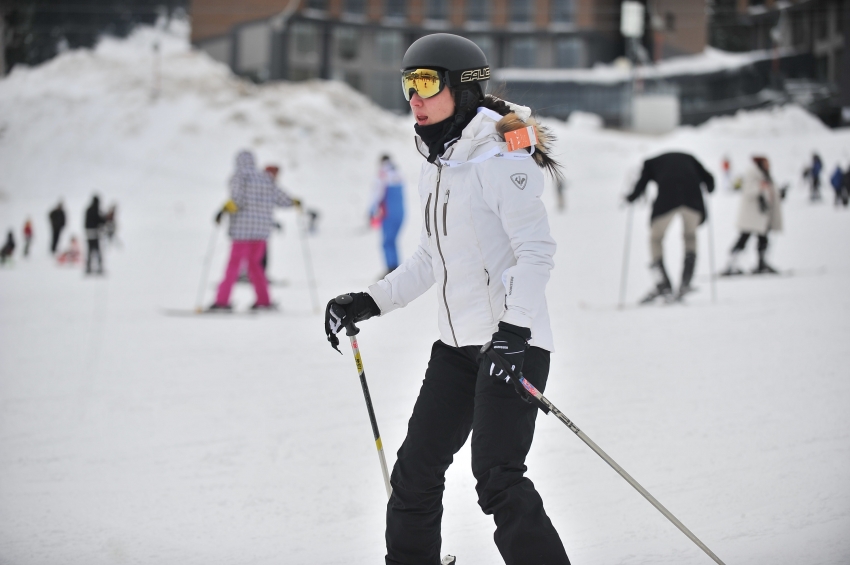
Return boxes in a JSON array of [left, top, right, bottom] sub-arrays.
[[402, 66, 492, 101], [401, 68, 446, 101]]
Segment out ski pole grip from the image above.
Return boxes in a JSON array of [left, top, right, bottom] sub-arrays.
[[334, 294, 360, 336]]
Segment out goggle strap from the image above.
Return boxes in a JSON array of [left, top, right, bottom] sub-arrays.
[[445, 66, 491, 87]]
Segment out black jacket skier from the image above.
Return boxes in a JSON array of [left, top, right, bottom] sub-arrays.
[[49, 201, 66, 254], [84, 196, 107, 274], [625, 152, 715, 303], [626, 152, 715, 223]]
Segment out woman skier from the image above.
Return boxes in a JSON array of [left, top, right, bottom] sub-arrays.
[[722, 155, 783, 275], [324, 33, 570, 565]]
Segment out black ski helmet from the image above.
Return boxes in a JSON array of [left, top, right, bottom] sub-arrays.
[[401, 33, 490, 97]]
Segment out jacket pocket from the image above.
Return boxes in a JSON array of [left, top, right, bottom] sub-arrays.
[[442, 190, 450, 236], [425, 193, 432, 236]]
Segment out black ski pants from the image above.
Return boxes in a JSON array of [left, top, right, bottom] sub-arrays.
[[86, 238, 102, 273], [385, 340, 570, 565], [731, 232, 768, 253]]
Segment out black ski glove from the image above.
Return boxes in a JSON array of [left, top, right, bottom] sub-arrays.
[[483, 322, 531, 401], [324, 292, 380, 353]]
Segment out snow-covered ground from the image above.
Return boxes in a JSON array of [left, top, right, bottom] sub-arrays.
[[2, 21, 849, 565]]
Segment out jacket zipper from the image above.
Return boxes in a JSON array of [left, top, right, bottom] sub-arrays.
[[424, 193, 432, 236], [442, 189, 450, 236], [433, 165, 458, 346]]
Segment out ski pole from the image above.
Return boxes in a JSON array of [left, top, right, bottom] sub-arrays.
[[704, 192, 718, 304], [297, 207, 320, 314], [482, 346, 726, 565], [335, 295, 392, 499], [618, 203, 635, 309], [194, 223, 220, 313]]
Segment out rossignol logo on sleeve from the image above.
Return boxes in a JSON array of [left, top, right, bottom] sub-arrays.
[[510, 173, 528, 190], [460, 67, 490, 82]]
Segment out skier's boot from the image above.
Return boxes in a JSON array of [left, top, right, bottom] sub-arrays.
[[677, 251, 697, 299], [720, 249, 744, 276], [207, 303, 233, 312], [753, 250, 779, 274], [640, 260, 674, 304]]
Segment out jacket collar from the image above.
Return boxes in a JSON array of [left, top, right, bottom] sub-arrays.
[[414, 107, 532, 167]]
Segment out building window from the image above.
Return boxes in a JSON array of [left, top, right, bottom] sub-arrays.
[[550, 0, 573, 23], [376, 30, 403, 65], [510, 37, 536, 67], [335, 26, 360, 61], [469, 35, 494, 66], [555, 37, 582, 68], [343, 0, 366, 15], [385, 0, 407, 19], [466, 0, 490, 23], [511, 0, 533, 24], [426, 0, 448, 21], [292, 22, 319, 56]]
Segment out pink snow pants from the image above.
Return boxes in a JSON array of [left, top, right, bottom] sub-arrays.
[[215, 240, 270, 307]]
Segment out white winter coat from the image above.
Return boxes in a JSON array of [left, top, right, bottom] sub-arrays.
[[736, 163, 783, 234], [367, 107, 556, 352]]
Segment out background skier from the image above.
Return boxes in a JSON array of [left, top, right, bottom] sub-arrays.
[[625, 151, 715, 302], [722, 155, 784, 275], [84, 195, 107, 275], [324, 33, 570, 565], [22, 218, 33, 257], [210, 150, 300, 311], [48, 200, 66, 254], [0, 230, 15, 264], [803, 152, 822, 202], [369, 154, 405, 276]]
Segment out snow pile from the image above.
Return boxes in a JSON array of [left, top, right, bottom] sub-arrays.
[[698, 104, 830, 137], [2, 23, 850, 565]]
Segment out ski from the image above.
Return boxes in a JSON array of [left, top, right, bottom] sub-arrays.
[[161, 308, 261, 317]]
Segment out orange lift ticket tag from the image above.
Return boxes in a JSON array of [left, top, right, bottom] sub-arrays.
[[504, 126, 538, 152]]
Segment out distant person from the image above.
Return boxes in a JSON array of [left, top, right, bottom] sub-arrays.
[[48, 200, 66, 254], [210, 150, 301, 311], [625, 151, 715, 303], [57, 235, 82, 265], [843, 164, 850, 208], [104, 204, 119, 245], [0, 230, 15, 264], [368, 154, 405, 276], [803, 153, 823, 202], [722, 156, 783, 275], [84, 195, 107, 275], [22, 218, 33, 257], [830, 165, 845, 207], [721, 155, 733, 192], [555, 177, 567, 211]]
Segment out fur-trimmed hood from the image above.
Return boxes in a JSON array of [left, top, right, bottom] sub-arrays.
[[414, 95, 562, 180]]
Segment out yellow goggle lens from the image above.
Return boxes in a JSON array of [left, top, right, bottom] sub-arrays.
[[401, 69, 444, 101]]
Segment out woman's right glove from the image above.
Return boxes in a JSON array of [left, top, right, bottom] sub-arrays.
[[324, 292, 380, 353]]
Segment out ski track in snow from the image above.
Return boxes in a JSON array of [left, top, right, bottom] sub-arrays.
[[1, 21, 850, 565]]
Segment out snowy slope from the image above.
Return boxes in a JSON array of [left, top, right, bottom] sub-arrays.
[[2, 21, 849, 565]]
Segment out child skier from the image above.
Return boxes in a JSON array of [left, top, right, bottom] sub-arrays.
[[369, 154, 405, 276]]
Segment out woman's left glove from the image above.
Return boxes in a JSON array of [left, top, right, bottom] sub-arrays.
[[324, 292, 381, 353], [483, 322, 532, 402], [485, 322, 530, 380]]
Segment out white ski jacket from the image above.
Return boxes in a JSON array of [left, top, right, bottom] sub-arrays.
[[367, 107, 556, 351]]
